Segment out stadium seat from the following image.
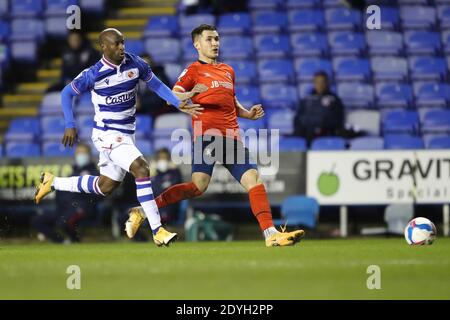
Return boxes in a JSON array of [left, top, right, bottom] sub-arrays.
[[164, 63, 182, 85], [333, 57, 370, 81], [135, 139, 152, 155], [45, 0, 78, 16], [382, 110, 419, 134], [228, 60, 257, 84], [311, 137, 346, 150], [323, 0, 344, 7], [153, 113, 190, 138], [384, 135, 424, 149], [288, 10, 324, 32], [267, 109, 295, 135], [442, 30, 450, 54], [378, 7, 400, 30], [75, 92, 94, 115], [11, 41, 38, 63], [278, 137, 307, 152], [258, 59, 295, 84], [42, 141, 75, 157], [325, 8, 362, 30], [237, 118, 266, 131], [76, 115, 93, 140], [0, 0, 8, 18], [398, 0, 428, 4], [41, 116, 66, 140], [0, 21, 10, 41], [11, 19, 45, 42], [249, 0, 284, 10], [125, 39, 144, 56], [260, 84, 298, 109], [375, 83, 413, 108], [346, 110, 380, 135], [294, 58, 333, 82], [235, 86, 261, 107], [349, 137, 384, 150], [414, 82, 450, 107], [337, 82, 374, 109], [144, 38, 180, 63], [404, 31, 441, 55], [290, 33, 328, 57], [421, 109, 450, 134], [252, 11, 288, 34], [218, 13, 251, 35], [297, 83, 314, 99], [409, 56, 447, 81], [11, 0, 43, 18], [426, 135, 450, 149], [328, 31, 366, 56], [220, 36, 253, 59], [5, 117, 40, 141], [143, 16, 179, 38], [438, 5, 450, 29], [286, 0, 320, 9], [45, 16, 69, 38], [400, 6, 436, 30], [135, 115, 153, 139], [371, 57, 408, 81], [181, 37, 197, 62], [254, 34, 290, 59], [366, 31, 403, 56], [272, 196, 319, 229], [179, 14, 215, 36], [80, 0, 104, 13], [6, 142, 40, 158], [40, 92, 61, 115], [153, 137, 190, 152]]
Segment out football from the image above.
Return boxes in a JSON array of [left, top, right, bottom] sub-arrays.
[[404, 217, 437, 245]]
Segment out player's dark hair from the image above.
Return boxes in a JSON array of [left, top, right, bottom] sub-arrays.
[[314, 71, 329, 80], [191, 24, 217, 42]]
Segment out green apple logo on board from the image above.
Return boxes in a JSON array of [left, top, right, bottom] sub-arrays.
[[317, 164, 339, 196]]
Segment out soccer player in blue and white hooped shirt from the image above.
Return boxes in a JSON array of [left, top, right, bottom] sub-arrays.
[[35, 28, 205, 246]]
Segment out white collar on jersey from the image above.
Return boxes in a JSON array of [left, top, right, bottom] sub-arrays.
[[101, 55, 127, 69]]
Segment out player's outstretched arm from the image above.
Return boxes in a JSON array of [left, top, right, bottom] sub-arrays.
[[235, 96, 265, 120], [60, 84, 79, 147]]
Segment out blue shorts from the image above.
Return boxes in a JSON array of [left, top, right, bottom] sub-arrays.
[[192, 135, 257, 182]]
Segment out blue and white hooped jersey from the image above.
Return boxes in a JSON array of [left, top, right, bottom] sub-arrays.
[[70, 52, 154, 135]]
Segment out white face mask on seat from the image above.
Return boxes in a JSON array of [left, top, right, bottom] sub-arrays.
[[156, 159, 169, 173], [75, 153, 90, 168]]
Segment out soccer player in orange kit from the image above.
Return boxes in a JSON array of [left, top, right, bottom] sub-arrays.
[[126, 24, 304, 246]]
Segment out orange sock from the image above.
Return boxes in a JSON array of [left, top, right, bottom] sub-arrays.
[[155, 182, 203, 209], [248, 184, 274, 231]]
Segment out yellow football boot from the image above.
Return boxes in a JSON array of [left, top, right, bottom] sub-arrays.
[[153, 226, 178, 247], [125, 206, 146, 238], [265, 226, 305, 247], [34, 172, 55, 204]]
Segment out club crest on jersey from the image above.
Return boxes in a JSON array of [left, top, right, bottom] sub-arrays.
[[127, 71, 135, 78], [104, 78, 109, 85]]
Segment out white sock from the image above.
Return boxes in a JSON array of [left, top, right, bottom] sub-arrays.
[[135, 177, 162, 233], [53, 176, 104, 196], [263, 226, 279, 239]]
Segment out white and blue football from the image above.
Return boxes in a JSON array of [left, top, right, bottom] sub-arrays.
[[404, 217, 437, 245]]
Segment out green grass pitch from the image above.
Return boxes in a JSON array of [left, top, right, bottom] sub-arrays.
[[1, 238, 449, 299]]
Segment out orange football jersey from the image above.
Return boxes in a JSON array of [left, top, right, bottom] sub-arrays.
[[174, 60, 240, 140]]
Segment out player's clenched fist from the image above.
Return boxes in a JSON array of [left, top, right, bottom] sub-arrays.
[[61, 128, 78, 147], [247, 104, 265, 120]]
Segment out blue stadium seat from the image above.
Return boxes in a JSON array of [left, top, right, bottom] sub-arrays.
[[41, 116, 66, 140], [11, 0, 43, 18], [272, 196, 319, 229], [135, 139, 153, 155], [443, 30, 450, 54], [346, 110, 380, 135], [378, 7, 400, 30], [311, 137, 346, 150], [438, 5, 450, 29], [421, 109, 450, 134], [260, 84, 298, 109], [135, 115, 152, 139], [144, 38, 180, 63], [76, 115, 93, 140], [290, 33, 328, 57], [278, 137, 307, 152], [414, 82, 450, 107], [0, 0, 8, 18], [297, 83, 314, 99], [153, 113, 190, 138], [294, 58, 333, 82], [218, 13, 251, 35], [371, 57, 408, 81], [254, 34, 290, 58], [333, 57, 370, 81], [382, 110, 419, 134], [40, 92, 61, 115], [164, 63, 182, 85], [0, 21, 10, 41], [125, 39, 144, 56], [42, 141, 75, 157], [144, 16, 178, 38], [258, 59, 295, 83], [267, 109, 295, 135], [400, 5, 436, 30], [235, 86, 261, 107], [288, 10, 324, 32], [409, 56, 447, 81], [11, 19, 45, 42], [366, 31, 403, 56], [80, 0, 104, 13], [426, 136, 450, 149], [252, 11, 288, 33], [375, 83, 413, 108], [286, 0, 320, 9], [75, 92, 94, 115], [323, 0, 343, 7], [328, 31, 365, 56], [398, 0, 429, 4], [237, 118, 266, 131], [6, 142, 40, 158], [181, 37, 197, 61], [349, 137, 384, 150], [249, 0, 284, 10], [325, 8, 362, 30], [228, 60, 257, 84], [179, 14, 215, 36], [11, 41, 38, 63], [384, 135, 424, 150], [45, 0, 78, 16], [5, 117, 40, 141], [337, 82, 374, 108], [220, 36, 253, 59], [404, 31, 441, 55], [45, 16, 68, 38]]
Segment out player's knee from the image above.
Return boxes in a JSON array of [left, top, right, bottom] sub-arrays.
[[132, 164, 150, 179], [99, 183, 115, 196], [192, 180, 209, 194]]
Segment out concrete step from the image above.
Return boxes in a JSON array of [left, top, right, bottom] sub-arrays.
[[123, 0, 177, 7], [37, 69, 61, 82], [117, 6, 175, 18], [16, 82, 50, 95], [0, 107, 38, 117], [49, 58, 62, 69], [3, 94, 43, 108], [105, 18, 148, 32]]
